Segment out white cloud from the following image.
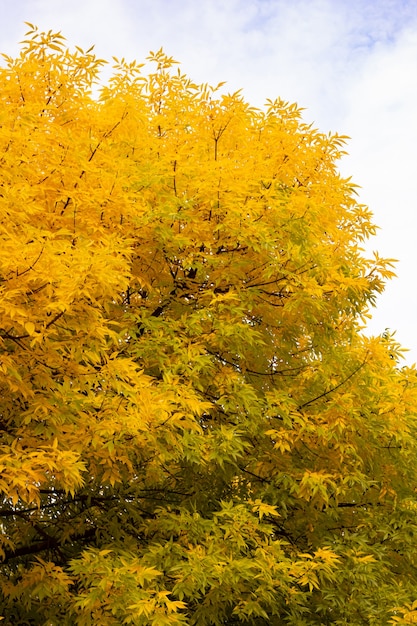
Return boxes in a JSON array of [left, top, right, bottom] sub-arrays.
[[340, 23, 417, 356]]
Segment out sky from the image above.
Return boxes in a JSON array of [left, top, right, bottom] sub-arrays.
[[1, 0, 417, 362]]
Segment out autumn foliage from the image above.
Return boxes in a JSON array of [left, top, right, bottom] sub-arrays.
[[1, 26, 417, 625]]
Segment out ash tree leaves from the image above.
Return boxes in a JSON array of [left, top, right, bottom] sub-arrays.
[[1, 24, 417, 625]]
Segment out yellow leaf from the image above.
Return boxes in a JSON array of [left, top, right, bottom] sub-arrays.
[[24, 321, 36, 335]]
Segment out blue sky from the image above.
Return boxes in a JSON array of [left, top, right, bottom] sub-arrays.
[[1, 0, 417, 361]]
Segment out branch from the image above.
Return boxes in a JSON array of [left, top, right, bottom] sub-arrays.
[[237, 464, 271, 484], [298, 357, 367, 410], [1, 527, 96, 564], [337, 501, 373, 508], [16, 246, 44, 277]]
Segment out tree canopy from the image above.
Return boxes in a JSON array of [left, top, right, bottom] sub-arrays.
[[1, 26, 417, 625]]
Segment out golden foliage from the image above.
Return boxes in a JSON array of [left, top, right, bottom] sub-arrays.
[[1, 26, 417, 625]]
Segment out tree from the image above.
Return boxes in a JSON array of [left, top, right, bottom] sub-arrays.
[[1, 25, 417, 625]]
